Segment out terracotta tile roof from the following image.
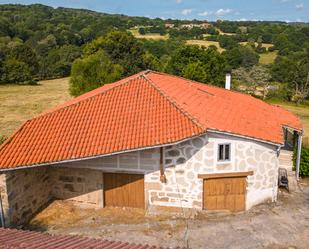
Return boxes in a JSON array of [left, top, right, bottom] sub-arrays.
[[147, 72, 302, 144], [0, 228, 184, 249], [0, 71, 302, 169]]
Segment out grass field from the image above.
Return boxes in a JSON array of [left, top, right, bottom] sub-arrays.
[[128, 29, 169, 40], [259, 51, 278, 64], [186, 40, 225, 52], [0, 78, 71, 137]]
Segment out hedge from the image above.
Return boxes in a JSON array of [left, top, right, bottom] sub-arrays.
[[293, 144, 309, 176]]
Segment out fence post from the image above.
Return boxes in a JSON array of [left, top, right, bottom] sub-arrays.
[[296, 132, 303, 181]]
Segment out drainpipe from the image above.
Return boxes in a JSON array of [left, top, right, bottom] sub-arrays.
[[296, 131, 303, 181], [160, 147, 167, 183], [0, 190, 5, 227]]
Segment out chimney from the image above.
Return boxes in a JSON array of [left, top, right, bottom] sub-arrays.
[[225, 73, 231, 90]]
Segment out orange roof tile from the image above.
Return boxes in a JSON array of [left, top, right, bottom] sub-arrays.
[[0, 71, 302, 169]]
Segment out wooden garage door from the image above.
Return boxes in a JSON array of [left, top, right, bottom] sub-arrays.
[[203, 177, 246, 212], [104, 173, 145, 209]]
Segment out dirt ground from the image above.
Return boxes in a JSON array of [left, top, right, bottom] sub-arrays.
[[27, 180, 309, 249]]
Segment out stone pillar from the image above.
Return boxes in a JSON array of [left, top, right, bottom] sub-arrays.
[[0, 173, 9, 227]]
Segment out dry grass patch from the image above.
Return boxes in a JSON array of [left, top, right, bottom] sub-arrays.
[[128, 29, 169, 40], [29, 200, 188, 232], [259, 51, 278, 64], [0, 77, 71, 136], [29, 200, 91, 228], [186, 40, 225, 52], [216, 28, 235, 36]]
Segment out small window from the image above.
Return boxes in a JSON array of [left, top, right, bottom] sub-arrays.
[[218, 144, 231, 161]]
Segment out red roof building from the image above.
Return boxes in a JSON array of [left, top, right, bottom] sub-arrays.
[[0, 71, 301, 170], [0, 71, 303, 227]]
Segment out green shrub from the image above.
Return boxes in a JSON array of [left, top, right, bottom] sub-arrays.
[[293, 144, 309, 176], [26, 79, 39, 85], [0, 135, 7, 145]]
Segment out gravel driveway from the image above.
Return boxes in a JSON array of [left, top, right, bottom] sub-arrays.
[[28, 180, 309, 249]]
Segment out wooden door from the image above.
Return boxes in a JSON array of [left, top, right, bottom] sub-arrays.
[[104, 173, 145, 209], [203, 177, 246, 212]]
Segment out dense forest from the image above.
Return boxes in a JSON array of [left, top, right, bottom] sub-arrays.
[[0, 4, 308, 102]]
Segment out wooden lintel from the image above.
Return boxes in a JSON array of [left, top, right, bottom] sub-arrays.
[[198, 171, 254, 179]]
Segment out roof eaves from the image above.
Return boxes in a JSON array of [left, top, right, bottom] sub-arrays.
[[0, 120, 31, 154], [207, 128, 283, 147], [0, 131, 207, 172]]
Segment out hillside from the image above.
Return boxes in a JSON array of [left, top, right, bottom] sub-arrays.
[[0, 4, 308, 108]]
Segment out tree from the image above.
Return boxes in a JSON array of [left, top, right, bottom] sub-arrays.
[[233, 65, 271, 99], [271, 51, 309, 103], [83, 31, 147, 76], [70, 50, 123, 96], [218, 35, 238, 49], [166, 45, 226, 86], [43, 45, 82, 78], [138, 27, 146, 35], [8, 44, 39, 74], [182, 61, 207, 82], [1, 58, 31, 83], [224, 45, 259, 69]]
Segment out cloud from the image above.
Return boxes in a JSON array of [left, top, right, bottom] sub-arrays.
[[176, 0, 183, 3], [296, 3, 304, 10], [198, 11, 212, 16], [181, 8, 193, 15], [215, 8, 233, 16]]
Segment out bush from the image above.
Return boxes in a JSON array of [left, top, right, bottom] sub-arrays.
[[0, 135, 7, 145], [26, 79, 39, 85], [293, 144, 309, 176]]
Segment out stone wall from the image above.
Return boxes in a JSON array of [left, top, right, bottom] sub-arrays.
[[0, 136, 279, 226], [0, 167, 51, 227], [50, 167, 103, 208], [146, 133, 279, 210]]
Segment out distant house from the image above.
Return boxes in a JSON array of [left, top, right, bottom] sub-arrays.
[[165, 23, 175, 28], [180, 22, 210, 29], [0, 71, 302, 227]]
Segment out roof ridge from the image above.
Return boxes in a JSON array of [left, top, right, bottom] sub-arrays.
[[0, 73, 149, 154], [142, 73, 206, 131], [32, 72, 148, 121]]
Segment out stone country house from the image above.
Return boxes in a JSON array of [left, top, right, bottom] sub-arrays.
[[0, 71, 303, 227]]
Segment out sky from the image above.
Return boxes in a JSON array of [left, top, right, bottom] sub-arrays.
[[0, 0, 308, 22]]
